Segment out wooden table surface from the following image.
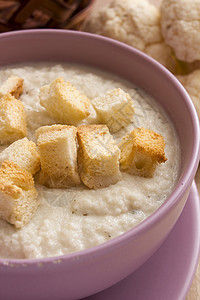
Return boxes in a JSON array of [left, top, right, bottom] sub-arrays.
[[91, 0, 200, 299]]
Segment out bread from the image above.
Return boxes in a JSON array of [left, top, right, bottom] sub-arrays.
[[77, 124, 121, 189], [0, 75, 24, 99], [0, 160, 39, 228], [119, 127, 167, 177], [92, 88, 135, 132], [0, 137, 40, 175], [39, 78, 91, 125], [36, 124, 80, 188], [0, 93, 27, 145]]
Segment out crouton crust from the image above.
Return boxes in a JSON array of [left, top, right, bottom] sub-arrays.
[[0, 75, 24, 99], [0, 160, 39, 228], [132, 127, 167, 163], [0, 138, 41, 175], [0, 160, 34, 191], [0, 93, 27, 145], [39, 78, 91, 125], [92, 88, 135, 133], [77, 124, 121, 189], [36, 124, 80, 188], [119, 127, 167, 177]]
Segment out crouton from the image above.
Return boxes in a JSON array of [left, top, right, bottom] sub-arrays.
[[39, 78, 91, 125], [36, 124, 80, 188], [79, 103, 98, 125], [0, 138, 40, 175], [77, 124, 121, 189], [92, 88, 135, 132], [0, 75, 24, 99], [0, 93, 27, 145], [119, 127, 167, 177], [0, 161, 39, 228]]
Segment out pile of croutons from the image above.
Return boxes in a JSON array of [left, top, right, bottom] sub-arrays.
[[0, 75, 166, 228]]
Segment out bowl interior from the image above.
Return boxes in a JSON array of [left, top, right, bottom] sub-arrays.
[[0, 29, 199, 255], [0, 29, 199, 229]]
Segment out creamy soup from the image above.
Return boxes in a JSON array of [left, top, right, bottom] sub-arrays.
[[0, 63, 180, 259]]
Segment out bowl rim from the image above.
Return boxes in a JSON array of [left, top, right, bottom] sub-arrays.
[[0, 29, 199, 266]]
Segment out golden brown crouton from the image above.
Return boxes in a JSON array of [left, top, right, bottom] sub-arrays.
[[36, 124, 80, 188], [39, 78, 91, 125], [92, 88, 135, 132], [77, 124, 121, 189], [0, 75, 24, 99], [0, 138, 40, 175], [0, 161, 39, 228], [0, 93, 27, 145], [119, 127, 167, 177]]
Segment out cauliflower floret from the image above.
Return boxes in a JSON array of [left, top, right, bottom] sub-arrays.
[[84, 0, 181, 74], [161, 0, 200, 63], [84, 0, 162, 52], [145, 42, 179, 74], [177, 70, 200, 118]]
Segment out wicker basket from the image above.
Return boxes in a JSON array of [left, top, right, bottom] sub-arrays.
[[0, 0, 95, 32]]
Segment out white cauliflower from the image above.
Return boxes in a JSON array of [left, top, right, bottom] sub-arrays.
[[161, 0, 200, 63], [145, 42, 179, 74], [177, 70, 200, 118], [84, 0, 180, 74], [84, 0, 162, 52]]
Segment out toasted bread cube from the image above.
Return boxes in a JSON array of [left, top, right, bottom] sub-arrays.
[[0, 75, 24, 99], [0, 161, 39, 228], [0, 93, 27, 145], [0, 138, 40, 175], [77, 124, 121, 189], [36, 124, 80, 188], [92, 88, 135, 132], [39, 78, 91, 125], [79, 103, 98, 125], [119, 127, 167, 177]]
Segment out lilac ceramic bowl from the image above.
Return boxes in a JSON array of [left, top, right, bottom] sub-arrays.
[[0, 30, 199, 300]]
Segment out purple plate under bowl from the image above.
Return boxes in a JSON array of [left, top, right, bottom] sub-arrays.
[[0, 30, 199, 300]]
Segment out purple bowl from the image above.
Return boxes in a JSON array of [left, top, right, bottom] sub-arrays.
[[0, 30, 199, 300]]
